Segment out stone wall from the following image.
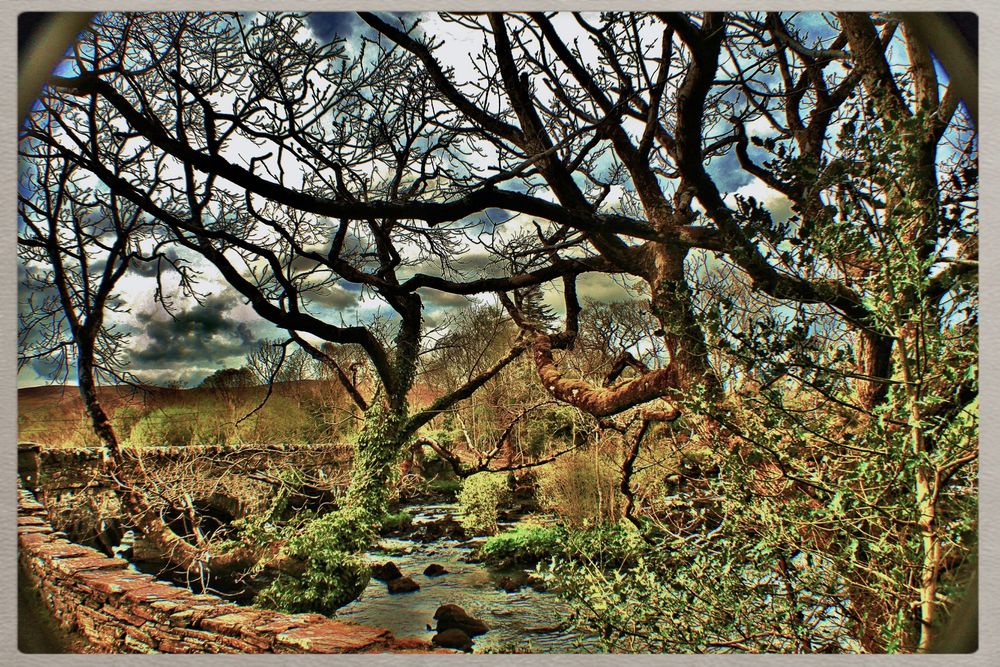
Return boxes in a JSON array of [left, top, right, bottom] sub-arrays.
[[18, 442, 352, 495], [18, 442, 354, 551], [17, 485, 435, 654]]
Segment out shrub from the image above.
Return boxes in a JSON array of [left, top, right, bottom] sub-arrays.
[[234, 396, 314, 444], [561, 522, 644, 568], [381, 510, 413, 532], [479, 524, 564, 566], [458, 472, 512, 535], [255, 507, 375, 614], [427, 477, 462, 498], [523, 405, 581, 455], [110, 405, 143, 443], [537, 448, 623, 527], [127, 406, 208, 446], [480, 522, 642, 568]]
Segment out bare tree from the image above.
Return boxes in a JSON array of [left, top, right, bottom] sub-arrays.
[[22, 11, 977, 639]]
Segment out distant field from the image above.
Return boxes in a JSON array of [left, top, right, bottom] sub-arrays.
[[18, 381, 439, 448], [19, 384, 168, 446]]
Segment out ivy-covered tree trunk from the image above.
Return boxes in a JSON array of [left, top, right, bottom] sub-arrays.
[[345, 401, 409, 518], [259, 300, 423, 613]]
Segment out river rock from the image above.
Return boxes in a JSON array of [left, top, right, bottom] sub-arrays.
[[371, 561, 403, 581], [415, 515, 467, 542], [424, 563, 448, 576], [387, 576, 420, 593], [434, 604, 465, 619], [434, 604, 489, 636], [432, 628, 473, 652], [497, 574, 525, 593], [527, 574, 548, 592]]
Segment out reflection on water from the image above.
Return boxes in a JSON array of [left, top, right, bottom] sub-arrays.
[[337, 504, 598, 653]]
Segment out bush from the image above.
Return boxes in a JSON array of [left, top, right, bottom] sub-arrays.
[[110, 405, 143, 443], [381, 510, 413, 532], [255, 507, 376, 614], [480, 524, 564, 566], [458, 472, 512, 535], [523, 405, 581, 455], [561, 522, 644, 568], [126, 406, 202, 446], [427, 477, 462, 498], [537, 449, 623, 527], [480, 522, 642, 568], [234, 396, 315, 443]]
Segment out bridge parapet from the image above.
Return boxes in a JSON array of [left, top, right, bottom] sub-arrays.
[[18, 484, 439, 654]]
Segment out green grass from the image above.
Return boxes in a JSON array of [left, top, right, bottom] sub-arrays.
[[480, 521, 644, 568], [479, 523, 565, 566]]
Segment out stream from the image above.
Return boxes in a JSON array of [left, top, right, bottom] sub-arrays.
[[337, 503, 599, 653]]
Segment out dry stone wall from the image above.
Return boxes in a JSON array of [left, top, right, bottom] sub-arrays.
[[18, 442, 354, 547], [17, 485, 437, 654], [18, 442, 352, 495]]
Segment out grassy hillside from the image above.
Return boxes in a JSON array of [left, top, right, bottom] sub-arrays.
[[18, 380, 360, 448]]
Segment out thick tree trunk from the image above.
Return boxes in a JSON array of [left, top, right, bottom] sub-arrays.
[[855, 329, 894, 411], [344, 402, 409, 518], [646, 245, 716, 393]]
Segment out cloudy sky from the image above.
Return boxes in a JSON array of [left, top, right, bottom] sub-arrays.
[[17, 11, 808, 389]]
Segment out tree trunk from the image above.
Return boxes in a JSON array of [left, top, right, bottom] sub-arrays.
[[76, 343, 270, 575], [646, 245, 715, 393], [77, 344, 207, 570], [344, 401, 409, 519], [896, 328, 940, 652], [855, 329, 894, 411]]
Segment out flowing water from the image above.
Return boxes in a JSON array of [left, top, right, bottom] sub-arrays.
[[337, 503, 599, 653]]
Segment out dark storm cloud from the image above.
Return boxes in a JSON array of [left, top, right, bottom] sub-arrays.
[[129, 250, 183, 278], [131, 294, 260, 367], [308, 13, 363, 42]]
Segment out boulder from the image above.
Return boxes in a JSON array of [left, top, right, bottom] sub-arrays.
[[433, 604, 465, 620], [497, 575, 524, 593], [526, 573, 549, 592], [434, 604, 489, 637], [432, 628, 473, 652], [424, 563, 448, 577], [387, 576, 420, 594], [371, 561, 403, 581]]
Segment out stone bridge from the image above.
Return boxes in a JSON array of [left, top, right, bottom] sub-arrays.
[[18, 485, 438, 653], [16, 442, 442, 654], [18, 441, 354, 498], [18, 442, 354, 554]]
